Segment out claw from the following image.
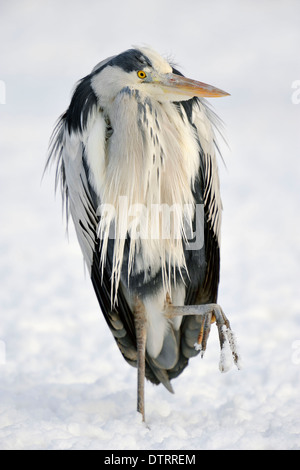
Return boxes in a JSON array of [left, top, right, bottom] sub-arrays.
[[167, 302, 241, 372], [213, 306, 241, 372], [195, 311, 212, 357]]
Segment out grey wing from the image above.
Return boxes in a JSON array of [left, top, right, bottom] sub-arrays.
[[47, 110, 171, 388], [168, 98, 223, 380], [190, 98, 223, 304]]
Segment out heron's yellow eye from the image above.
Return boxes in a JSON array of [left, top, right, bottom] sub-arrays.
[[137, 70, 147, 79]]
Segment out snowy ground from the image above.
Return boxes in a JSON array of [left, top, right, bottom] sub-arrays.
[[0, 0, 300, 450]]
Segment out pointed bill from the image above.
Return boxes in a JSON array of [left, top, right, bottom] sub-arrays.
[[158, 73, 230, 98]]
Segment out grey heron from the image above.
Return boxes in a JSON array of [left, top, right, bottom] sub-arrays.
[[47, 47, 240, 421]]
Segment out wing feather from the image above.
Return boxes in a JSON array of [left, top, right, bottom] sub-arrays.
[[168, 98, 223, 380], [48, 102, 171, 387]]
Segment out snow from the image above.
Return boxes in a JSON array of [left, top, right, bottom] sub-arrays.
[[1, 0, 300, 450]]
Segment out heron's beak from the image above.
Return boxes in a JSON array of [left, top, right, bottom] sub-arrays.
[[157, 73, 230, 99]]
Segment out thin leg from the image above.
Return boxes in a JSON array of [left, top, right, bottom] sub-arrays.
[[165, 302, 241, 371], [134, 298, 147, 421]]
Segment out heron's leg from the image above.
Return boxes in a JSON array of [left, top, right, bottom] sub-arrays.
[[133, 298, 147, 422], [165, 302, 241, 371]]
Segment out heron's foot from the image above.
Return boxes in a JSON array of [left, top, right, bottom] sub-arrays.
[[166, 303, 241, 373], [196, 304, 241, 372]]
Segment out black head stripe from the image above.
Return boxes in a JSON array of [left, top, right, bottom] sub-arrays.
[[109, 49, 152, 73]]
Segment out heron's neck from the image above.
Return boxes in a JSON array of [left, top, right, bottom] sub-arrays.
[[103, 89, 200, 209], [98, 91, 201, 300]]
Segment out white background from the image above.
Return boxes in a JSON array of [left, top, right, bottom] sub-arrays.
[[0, 0, 299, 449]]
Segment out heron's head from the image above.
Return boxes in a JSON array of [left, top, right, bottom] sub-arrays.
[[91, 47, 229, 107]]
